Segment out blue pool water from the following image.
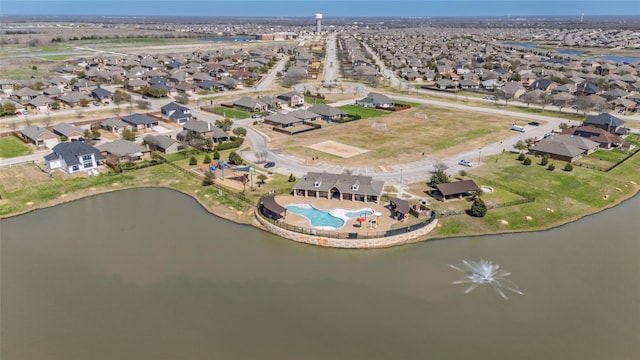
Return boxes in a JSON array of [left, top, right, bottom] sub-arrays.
[[285, 204, 375, 230]]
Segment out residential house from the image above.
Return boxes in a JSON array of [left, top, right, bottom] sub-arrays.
[[528, 134, 600, 162], [52, 122, 84, 141], [122, 113, 160, 130], [307, 104, 348, 121], [583, 113, 627, 135], [182, 119, 229, 143], [100, 118, 132, 134], [143, 134, 184, 154], [234, 96, 267, 112], [44, 142, 103, 174], [161, 102, 193, 124], [27, 95, 55, 112], [291, 171, 384, 203], [73, 79, 96, 93], [561, 125, 624, 149], [277, 91, 305, 107], [97, 139, 151, 164], [20, 126, 58, 148], [11, 87, 40, 102], [290, 109, 321, 122], [91, 87, 113, 102], [59, 91, 92, 107], [356, 92, 393, 108], [263, 113, 304, 128]]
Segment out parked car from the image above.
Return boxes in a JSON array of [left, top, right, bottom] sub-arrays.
[[528, 121, 540, 126], [264, 161, 276, 168], [251, 113, 262, 118], [459, 159, 473, 167], [15, 110, 22, 115], [93, 101, 101, 106]]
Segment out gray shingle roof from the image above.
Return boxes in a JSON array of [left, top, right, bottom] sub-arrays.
[[292, 171, 384, 197], [122, 113, 158, 126], [97, 139, 147, 156], [21, 126, 56, 141], [46, 142, 103, 166], [307, 104, 347, 117]]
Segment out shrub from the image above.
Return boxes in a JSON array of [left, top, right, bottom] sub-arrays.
[[540, 154, 550, 166], [288, 173, 296, 183], [189, 156, 198, 166], [202, 171, 215, 186], [213, 151, 220, 160], [203, 154, 212, 164], [215, 138, 243, 151], [228, 151, 243, 165], [429, 169, 450, 186], [547, 163, 556, 171], [564, 163, 574, 172], [523, 157, 532, 165], [517, 153, 526, 161], [469, 197, 487, 217], [458, 169, 467, 177]]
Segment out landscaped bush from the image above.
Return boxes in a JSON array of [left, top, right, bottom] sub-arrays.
[[523, 157, 532, 165], [228, 151, 243, 165], [189, 156, 198, 166], [213, 151, 220, 160], [215, 138, 244, 151], [203, 154, 212, 164], [564, 163, 574, 172], [540, 154, 550, 166], [547, 163, 556, 171], [469, 197, 488, 217], [518, 153, 526, 161]]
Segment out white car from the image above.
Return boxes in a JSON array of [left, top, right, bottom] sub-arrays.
[[459, 160, 473, 167]]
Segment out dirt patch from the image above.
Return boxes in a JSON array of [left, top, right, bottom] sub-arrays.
[[306, 140, 369, 158], [0, 163, 52, 192]]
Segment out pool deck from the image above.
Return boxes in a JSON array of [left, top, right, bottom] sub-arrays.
[[275, 195, 397, 232]]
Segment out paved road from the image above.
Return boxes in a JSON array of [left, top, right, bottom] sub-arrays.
[[323, 33, 339, 84]]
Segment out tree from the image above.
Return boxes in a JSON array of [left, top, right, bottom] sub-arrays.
[[540, 153, 550, 166], [469, 197, 488, 217], [547, 163, 556, 171], [203, 154, 212, 164], [513, 140, 528, 153], [213, 151, 220, 160], [288, 173, 296, 183], [232, 127, 247, 137], [525, 137, 535, 147], [539, 93, 551, 111], [520, 91, 538, 108], [228, 151, 243, 165], [113, 89, 131, 108], [559, 122, 569, 130], [257, 173, 267, 185], [573, 95, 592, 115], [79, 98, 90, 107], [3, 102, 16, 116], [523, 157, 532, 165], [50, 101, 60, 110], [564, 163, 574, 172], [83, 129, 92, 139], [91, 129, 101, 139], [429, 169, 450, 186], [518, 153, 526, 161], [434, 161, 448, 172], [121, 128, 136, 141], [136, 100, 151, 110], [175, 95, 189, 105], [216, 118, 234, 131], [202, 171, 215, 186], [189, 156, 198, 166]]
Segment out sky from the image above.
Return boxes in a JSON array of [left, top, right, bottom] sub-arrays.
[[1, 0, 639, 18]]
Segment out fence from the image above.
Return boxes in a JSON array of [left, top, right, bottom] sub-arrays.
[[256, 204, 437, 240]]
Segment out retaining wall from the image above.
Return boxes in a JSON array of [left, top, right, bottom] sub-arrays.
[[255, 214, 438, 249]]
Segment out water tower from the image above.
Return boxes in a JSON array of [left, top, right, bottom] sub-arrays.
[[315, 13, 322, 33]]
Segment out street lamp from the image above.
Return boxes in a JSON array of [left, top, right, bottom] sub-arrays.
[[400, 168, 403, 184], [478, 151, 481, 166]]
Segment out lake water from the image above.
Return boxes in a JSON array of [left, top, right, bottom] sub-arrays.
[[2, 188, 639, 360], [503, 42, 640, 63], [199, 36, 255, 42]]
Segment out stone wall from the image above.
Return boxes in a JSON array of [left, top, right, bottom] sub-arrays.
[[255, 214, 438, 249]]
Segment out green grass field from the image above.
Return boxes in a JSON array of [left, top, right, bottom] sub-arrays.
[[304, 96, 330, 105], [0, 137, 33, 158], [207, 107, 251, 119], [337, 105, 390, 119]]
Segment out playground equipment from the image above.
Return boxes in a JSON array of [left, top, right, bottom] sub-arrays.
[[208, 160, 256, 186]]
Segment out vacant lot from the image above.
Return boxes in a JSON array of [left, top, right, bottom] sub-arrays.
[[262, 103, 519, 167]]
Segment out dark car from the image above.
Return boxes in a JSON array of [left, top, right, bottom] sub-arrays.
[[264, 161, 275, 168], [528, 121, 540, 126]]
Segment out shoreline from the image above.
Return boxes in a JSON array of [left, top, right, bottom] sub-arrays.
[[3, 180, 638, 248]]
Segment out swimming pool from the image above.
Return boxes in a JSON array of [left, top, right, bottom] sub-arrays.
[[286, 203, 375, 230]]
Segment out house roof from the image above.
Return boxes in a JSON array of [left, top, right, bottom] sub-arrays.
[[529, 140, 585, 158], [122, 113, 159, 126], [277, 91, 302, 101], [561, 125, 623, 145], [183, 119, 227, 138], [161, 102, 190, 113], [435, 180, 479, 197], [292, 171, 384, 197], [584, 113, 625, 127], [234, 96, 265, 109], [358, 92, 392, 105], [264, 113, 301, 126], [45, 142, 103, 166], [97, 139, 147, 157], [53, 122, 84, 137], [289, 109, 320, 120], [143, 134, 179, 149], [389, 197, 410, 215], [91, 87, 112, 98], [307, 104, 347, 117], [101, 118, 129, 128], [21, 126, 56, 141]]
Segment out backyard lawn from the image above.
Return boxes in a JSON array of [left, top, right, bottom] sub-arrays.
[[0, 137, 33, 158], [337, 105, 390, 119], [205, 107, 251, 119]]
